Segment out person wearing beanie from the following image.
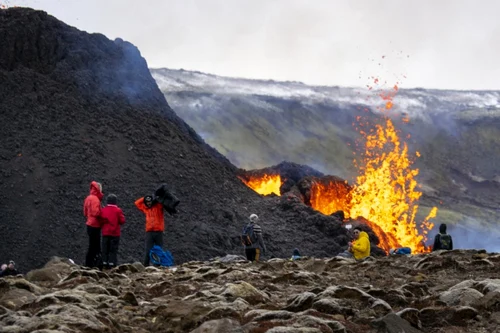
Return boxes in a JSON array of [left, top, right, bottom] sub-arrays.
[[135, 193, 166, 266], [83, 181, 104, 269], [432, 223, 453, 251], [241, 214, 267, 262], [100, 194, 126, 269]]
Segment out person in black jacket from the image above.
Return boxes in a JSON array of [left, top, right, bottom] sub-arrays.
[[432, 224, 453, 251], [0, 260, 19, 277]]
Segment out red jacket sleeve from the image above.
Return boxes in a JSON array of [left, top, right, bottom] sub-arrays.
[[135, 197, 146, 213], [118, 208, 125, 225]]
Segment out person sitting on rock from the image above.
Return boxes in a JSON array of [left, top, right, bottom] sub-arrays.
[[100, 194, 126, 269], [0, 260, 19, 277], [290, 248, 301, 261], [350, 227, 370, 260], [0, 263, 7, 275], [83, 181, 104, 269], [338, 227, 370, 260], [135, 194, 167, 266], [241, 214, 266, 262], [432, 223, 453, 251]]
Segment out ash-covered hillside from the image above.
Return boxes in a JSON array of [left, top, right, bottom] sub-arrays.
[[0, 8, 361, 271], [151, 68, 500, 249]]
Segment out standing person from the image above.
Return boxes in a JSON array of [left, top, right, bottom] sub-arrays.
[[100, 194, 125, 269], [135, 195, 165, 266], [241, 214, 267, 262], [83, 181, 104, 268], [432, 223, 453, 251]]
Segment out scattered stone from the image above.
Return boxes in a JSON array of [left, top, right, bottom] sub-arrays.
[[439, 287, 484, 306], [223, 281, 268, 304], [284, 292, 316, 312], [191, 318, 242, 332], [120, 291, 139, 306], [372, 313, 423, 333]]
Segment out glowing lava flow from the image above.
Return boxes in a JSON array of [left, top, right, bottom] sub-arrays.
[[239, 81, 437, 253], [239, 174, 281, 196], [347, 118, 437, 252]]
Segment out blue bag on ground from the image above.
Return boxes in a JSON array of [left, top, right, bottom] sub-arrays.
[[149, 245, 175, 267], [390, 247, 412, 255]]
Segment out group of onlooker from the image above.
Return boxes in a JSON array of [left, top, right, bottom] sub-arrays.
[[0, 260, 18, 277]]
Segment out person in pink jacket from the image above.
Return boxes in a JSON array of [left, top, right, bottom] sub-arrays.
[[83, 181, 103, 268]]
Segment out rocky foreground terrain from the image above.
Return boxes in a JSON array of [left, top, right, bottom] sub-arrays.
[[2, 251, 500, 333]]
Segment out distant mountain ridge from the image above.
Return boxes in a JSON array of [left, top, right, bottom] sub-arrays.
[[151, 67, 500, 249]]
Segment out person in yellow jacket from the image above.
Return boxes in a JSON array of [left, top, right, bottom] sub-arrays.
[[349, 227, 371, 260]]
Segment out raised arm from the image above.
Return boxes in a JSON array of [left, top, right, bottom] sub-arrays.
[[135, 197, 147, 213]]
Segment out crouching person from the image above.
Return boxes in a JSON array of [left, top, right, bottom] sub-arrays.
[[101, 194, 125, 269], [0, 261, 19, 277], [338, 227, 370, 260]]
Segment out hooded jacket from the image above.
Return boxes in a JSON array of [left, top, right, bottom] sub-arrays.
[[351, 231, 370, 260], [135, 197, 165, 232], [432, 224, 453, 251], [84, 181, 104, 228], [101, 205, 126, 236]]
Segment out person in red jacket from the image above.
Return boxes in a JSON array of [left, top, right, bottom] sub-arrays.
[[135, 195, 165, 266], [83, 181, 103, 268], [100, 194, 125, 269]]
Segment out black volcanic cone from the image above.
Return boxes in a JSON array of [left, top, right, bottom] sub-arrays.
[[0, 8, 365, 271]]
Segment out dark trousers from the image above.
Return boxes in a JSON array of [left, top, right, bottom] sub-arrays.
[[245, 248, 261, 262], [85, 226, 101, 268], [102, 236, 120, 267], [144, 231, 164, 266]]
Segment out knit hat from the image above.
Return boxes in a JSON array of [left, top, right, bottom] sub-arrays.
[[249, 214, 259, 222], [107, 194, 117, 205]]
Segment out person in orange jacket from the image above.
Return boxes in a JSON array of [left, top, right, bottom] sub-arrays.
[[83, 181, 104, 268], [135, 195, 165, 266]]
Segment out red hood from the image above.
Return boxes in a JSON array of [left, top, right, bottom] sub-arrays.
[[89, 181, 103, 200]]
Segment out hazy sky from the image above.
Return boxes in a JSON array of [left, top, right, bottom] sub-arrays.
[[7, 0, 500, 90]]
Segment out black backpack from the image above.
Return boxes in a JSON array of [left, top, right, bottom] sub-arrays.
[[241, 224, 258, 246], [439, 234, 452, 250], [155, 184, 180, 215]]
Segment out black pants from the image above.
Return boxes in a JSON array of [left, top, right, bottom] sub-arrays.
[[102, 236, 120, 268], [85, 226, 101, 268], [245, 248, 261, 262], [144, 231, 164, 266]]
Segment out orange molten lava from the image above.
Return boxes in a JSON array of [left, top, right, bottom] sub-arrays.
[[309, 177, 350, 217], [240, 81, 437, 253], [347, 118, 436, 252], [239, 174, 281, 196]]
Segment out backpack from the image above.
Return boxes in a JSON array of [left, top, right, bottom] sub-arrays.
[[241, 224, 258, 247], [438, 234, 452, 250], [149, 245, 175, 267], [394, 247, 412, 255]]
